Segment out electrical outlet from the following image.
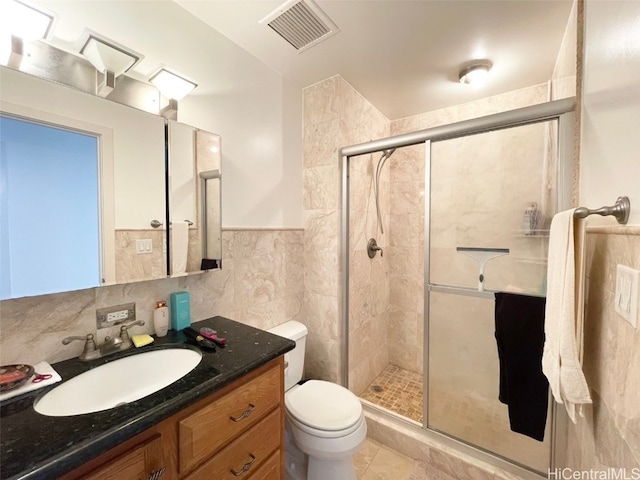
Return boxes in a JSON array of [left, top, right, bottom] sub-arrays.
[[615, 264, 639, 328], [96, 303, 136, 329], [106, 310, 129, 322]]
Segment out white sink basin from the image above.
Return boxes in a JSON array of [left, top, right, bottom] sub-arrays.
[[34, 348, 202, 417]]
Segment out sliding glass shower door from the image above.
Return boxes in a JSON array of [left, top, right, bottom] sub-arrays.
[[426, 120, 559, 473]]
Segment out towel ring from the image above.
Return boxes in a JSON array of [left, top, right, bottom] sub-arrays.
[[574, 196, 630, 225]]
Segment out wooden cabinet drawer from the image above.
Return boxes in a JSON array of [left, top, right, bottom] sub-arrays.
[[81, 434, 163, 480], [183, 408, 281, 480], [179, 362, 281, 473], [243, 450, 281, 480]]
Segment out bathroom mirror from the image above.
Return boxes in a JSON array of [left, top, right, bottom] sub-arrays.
[[0, 65, 167, 298], [167, 121, 222, 276]]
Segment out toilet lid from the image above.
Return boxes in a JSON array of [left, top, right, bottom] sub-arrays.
[[285, 380, 362, 431]]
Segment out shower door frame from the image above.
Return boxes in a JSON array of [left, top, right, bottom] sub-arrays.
[[340, 97, 575, 477]]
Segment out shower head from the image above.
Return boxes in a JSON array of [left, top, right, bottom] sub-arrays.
[[373, 148, 397, 235]]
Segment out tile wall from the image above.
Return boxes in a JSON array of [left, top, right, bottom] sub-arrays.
[[302, 75, 390, 385], [0, 229, 303, 366], [565, 227, 640, 468]]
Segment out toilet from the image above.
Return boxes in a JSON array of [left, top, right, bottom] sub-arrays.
[[268, 321, 367, 480]]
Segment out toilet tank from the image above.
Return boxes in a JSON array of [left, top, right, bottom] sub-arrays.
[[267, 320, 307, 391]]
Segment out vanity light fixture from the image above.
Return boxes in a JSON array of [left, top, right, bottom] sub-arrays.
[[149, 67, 197, 101], [459, 60, 493, 86], [79, 31, 142, 76], [4, 0, 55, 41], [1, 0, 55, 69], [78, 30, 143, 97]]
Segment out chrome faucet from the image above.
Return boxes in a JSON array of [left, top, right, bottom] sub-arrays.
[[63, 320, 145, 362]]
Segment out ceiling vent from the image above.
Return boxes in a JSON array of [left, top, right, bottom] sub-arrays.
[[260, 0, 340, 53]]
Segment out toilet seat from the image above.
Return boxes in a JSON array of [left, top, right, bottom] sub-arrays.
[[285, 380, 363, 438]]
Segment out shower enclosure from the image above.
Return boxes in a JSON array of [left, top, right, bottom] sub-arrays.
[[341, 99, 575, 476]]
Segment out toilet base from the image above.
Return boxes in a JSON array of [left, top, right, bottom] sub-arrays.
[[308, 456, 357, 480], [284, 415, 366, 480], [285, 428, 307, 480]]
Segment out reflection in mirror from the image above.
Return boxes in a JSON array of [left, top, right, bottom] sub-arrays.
[[0, 115, 100, 299], [197, 130, 222, 268], [201, 170, 222, 266], [167, 121, 221, 275], [0, 66, 167, 297]]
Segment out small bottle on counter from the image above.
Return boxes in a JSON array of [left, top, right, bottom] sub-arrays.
[[153, 301, 169, 337]]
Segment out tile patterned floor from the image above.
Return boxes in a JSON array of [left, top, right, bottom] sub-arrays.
[[360, 364, 424, 423], [355, 438, 458, 480], [355, 438, 417, 480]]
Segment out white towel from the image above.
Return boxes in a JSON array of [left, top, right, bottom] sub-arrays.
[[0, 361, 62, 402], [171, 221, 189, 275], [542, 209, 592, 422]]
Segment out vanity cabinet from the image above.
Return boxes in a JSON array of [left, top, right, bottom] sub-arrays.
[[81, 434, 164, 480], [62, 358, 284, 480]]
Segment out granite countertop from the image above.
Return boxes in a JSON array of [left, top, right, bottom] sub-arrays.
[[0, 316, 295, 480]]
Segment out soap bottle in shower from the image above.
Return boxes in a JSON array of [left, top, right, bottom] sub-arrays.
[[154, 301, 169, 337], [523, 202, 539, 235]]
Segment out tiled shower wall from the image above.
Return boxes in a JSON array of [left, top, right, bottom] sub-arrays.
[[0, 229, 303, 366], [566, 228, 640, 468], [302, 75, 390, 385]]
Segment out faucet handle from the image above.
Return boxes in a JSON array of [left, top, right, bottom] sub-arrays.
[[62, 334, 98, 360], [62, 333, 94, 345], [120, 320, 145, 332], [118, 321, 145, 349]]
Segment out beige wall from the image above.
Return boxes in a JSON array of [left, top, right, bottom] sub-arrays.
[[566, 228, 640, 468], [551, 0, 578, 101], [0, 229, 303, 366]]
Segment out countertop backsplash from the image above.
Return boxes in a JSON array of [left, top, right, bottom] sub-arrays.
[[0, 229, 303, 366]]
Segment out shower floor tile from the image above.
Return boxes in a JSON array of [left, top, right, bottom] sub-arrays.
[[360, 364, 423, 424]]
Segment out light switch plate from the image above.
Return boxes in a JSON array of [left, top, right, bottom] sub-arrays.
[[135, 239, 153, 254], [615, 264, 639, 328]]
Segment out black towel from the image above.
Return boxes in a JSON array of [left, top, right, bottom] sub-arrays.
[[494, 292, 548, 441]]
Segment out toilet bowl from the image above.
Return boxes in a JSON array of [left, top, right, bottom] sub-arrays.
[[267, 322, 367, 480]]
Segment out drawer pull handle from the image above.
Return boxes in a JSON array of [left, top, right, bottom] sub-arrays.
[[230, 403, 255, 422], [231, 453, 256, 476], [148, 467, 166, 480]]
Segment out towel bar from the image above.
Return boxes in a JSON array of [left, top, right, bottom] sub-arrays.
[[574, 196, 630, 224]]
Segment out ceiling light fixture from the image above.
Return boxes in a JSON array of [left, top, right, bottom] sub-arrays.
[[78, 30, 142, 97], [149, 68, 197, 101], [459, 60, 493, 86]]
